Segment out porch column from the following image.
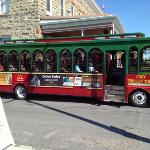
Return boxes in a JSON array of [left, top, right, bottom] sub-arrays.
[[81, 29, 84, 36], [110, 23, 115, 34]]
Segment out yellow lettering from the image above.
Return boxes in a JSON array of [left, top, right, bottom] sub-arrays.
[[136, 75, 146, 80]]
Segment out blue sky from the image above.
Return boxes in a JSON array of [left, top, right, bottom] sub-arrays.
[[96, 0, 150, 37]]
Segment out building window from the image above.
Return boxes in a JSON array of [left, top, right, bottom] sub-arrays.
[[0, 0, 9, 15], [61, 0, 65, 16], [71, 5, 74, 16], [47, 0, 52, 16]]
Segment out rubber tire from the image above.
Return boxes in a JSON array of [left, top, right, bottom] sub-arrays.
[[129, 90, 149, 107], [14, 86, 27, 100]]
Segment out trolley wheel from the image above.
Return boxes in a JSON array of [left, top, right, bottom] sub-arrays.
[[129, 90, 149, 107], [14, 85, 27, 100]]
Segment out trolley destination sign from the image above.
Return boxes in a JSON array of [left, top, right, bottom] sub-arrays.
[[128, 75, 150, 86]]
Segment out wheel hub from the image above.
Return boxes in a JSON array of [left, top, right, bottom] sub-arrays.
[[17, 87, 26, 98], [133, 91, 146, 105]]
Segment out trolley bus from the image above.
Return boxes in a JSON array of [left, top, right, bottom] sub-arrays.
[[0, 33, 149, 107]]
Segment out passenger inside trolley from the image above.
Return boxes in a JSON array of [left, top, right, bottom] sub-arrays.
[[74, 48, 86, 73], [0, 63, 4, 71], [20, 64, 26, 71], [61, 59, 69, 73], [88, 59, 98, 73], [75, 59, 83, 72], [33, 50, 44, 72]]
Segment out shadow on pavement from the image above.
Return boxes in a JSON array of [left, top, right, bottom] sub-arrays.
[[0, 93, 17, 103], [27, 100, 150, 144], [1, 92, 127, 108], [29, 94, 126, 108]]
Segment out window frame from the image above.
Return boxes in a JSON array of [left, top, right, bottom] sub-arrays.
[[71, 5, 74, 16], [47, 0, 53, 16], [61, 0, 65, 16], [0, 0, 9, 15]]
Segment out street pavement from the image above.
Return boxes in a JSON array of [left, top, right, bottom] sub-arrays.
[[2, 95, 150, 150]]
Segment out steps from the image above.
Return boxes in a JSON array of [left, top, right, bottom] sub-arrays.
[[105, 85, 125, 102]]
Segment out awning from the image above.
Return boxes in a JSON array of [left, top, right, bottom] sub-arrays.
[[40, 15, 124, 35]]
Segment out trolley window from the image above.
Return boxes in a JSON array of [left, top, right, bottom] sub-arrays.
[[89, 48, 102, 73], [0, 51, 7, 71], [74, 48, 86, 73], [60, 49, 72, 73], [32, 49, 44, 72], [140, 47, 150, 72], [8, 50, 19, 71], [20, 50, 31, 72], [45, 49, 57, 72], [128, 47, 138, 73]]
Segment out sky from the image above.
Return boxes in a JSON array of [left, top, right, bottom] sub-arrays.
[[96, 0, 150, 37]]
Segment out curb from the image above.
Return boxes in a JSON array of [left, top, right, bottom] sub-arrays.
[[5, 145, 34, 150]]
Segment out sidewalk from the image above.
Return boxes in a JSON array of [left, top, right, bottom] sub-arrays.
[[5, 145, 34, 150]]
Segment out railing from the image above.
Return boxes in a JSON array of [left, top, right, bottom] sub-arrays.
[[2, 32, 145, 44]]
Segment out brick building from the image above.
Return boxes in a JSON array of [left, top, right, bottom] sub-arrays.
[[0, 0, 124, 39]]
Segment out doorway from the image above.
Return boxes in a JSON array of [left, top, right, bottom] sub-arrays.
[[105, 50, 126, 101], [106, 50, 125, 85]]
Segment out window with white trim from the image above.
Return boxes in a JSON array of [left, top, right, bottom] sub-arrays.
[[61, 0, 65, 16], [0, 0, 9, 15], [71, 5, 74, 16], [47, 0, 52, 16]]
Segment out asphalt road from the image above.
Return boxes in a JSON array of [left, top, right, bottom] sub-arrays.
[[2, 94, 150, 150]]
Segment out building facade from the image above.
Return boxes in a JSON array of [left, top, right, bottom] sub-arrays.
[[0, 0, 124, 39]]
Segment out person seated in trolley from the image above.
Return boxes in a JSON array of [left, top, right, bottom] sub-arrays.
[[8, 64, 18, 71], [61, 59, 70, 73], [46, 61, 55, 72], [32, 64, 39, 72], [75, 59, 83, 72], [0, 62, 4, 71], [33, 53, 43, 72], [88, 59, 98, 73], [20, 64, 26, 71]]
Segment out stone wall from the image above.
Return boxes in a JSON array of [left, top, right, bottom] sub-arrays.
[[0, 0, 101, 39], [0, 0, 44, 39]]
